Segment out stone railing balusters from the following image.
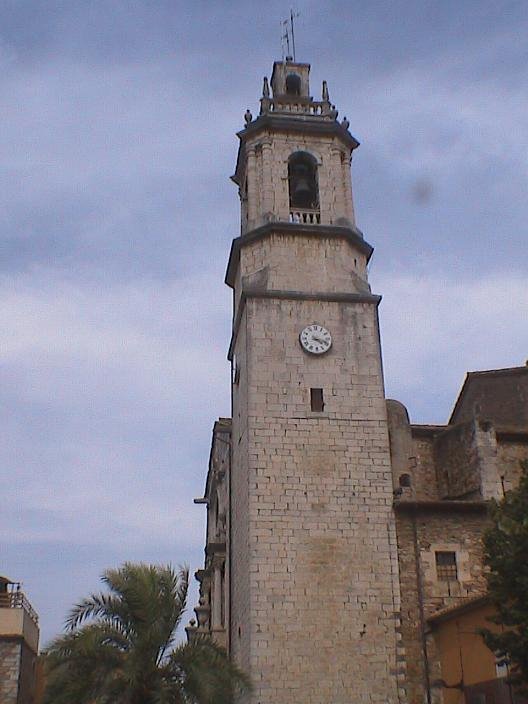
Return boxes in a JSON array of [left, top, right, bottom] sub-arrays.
[[289, 209, 321, 225], [259, 98, 333, 120]]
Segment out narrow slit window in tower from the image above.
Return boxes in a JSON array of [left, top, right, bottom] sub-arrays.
[[310, 388, 324, 412]]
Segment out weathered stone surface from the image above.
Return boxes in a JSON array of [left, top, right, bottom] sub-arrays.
[[193, 56, 528, 704], [450, 366, 528, 428], [230, 295, 402, 703], [395, 508, 490, 704], [225, 59, 403, 703], [0, 640, 21, 704]]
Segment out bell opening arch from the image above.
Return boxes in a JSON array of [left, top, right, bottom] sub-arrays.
[[288, 151, 320, 212]]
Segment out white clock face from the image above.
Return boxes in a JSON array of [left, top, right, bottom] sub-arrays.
[[300, 324, 332, 355]]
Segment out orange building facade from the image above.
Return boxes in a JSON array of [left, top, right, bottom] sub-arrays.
[[429, 598, 526, 704]]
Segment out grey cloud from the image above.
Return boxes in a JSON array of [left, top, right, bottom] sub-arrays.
[[376, 271, 528, 423], [0, 272, 230, 555], [1, 60, 240, 278]]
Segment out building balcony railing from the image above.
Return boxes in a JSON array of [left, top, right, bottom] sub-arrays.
[[260, 97, 336, 119], [289, 208, 321, 225], [0, 589, 39, 625]]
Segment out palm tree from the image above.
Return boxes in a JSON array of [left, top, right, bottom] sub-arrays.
[[43, 562, 250, 704]]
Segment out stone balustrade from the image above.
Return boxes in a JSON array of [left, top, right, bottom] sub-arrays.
[[260, 97, 336, 119], [289, 208, 321, 225]]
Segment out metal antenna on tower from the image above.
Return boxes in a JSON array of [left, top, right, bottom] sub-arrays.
[[290, 9, 300, 61], [281, 18, 290, 61]]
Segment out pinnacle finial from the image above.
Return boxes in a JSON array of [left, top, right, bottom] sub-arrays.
[[322, 80, 329, 102], [262, 77, 270, 98]]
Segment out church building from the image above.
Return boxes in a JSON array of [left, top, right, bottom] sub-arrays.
[[188, 57, 528, 704]]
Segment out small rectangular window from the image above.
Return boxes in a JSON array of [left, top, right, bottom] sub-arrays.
[[435, 551, 458, 582], [310, 388, 324, 412]]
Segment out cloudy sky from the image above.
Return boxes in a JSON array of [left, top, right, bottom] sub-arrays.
[[1, 0, 527, 645]]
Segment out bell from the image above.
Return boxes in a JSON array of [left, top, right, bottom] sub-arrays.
[[289, 159, 317, 209], [292, 177, 312, 207]]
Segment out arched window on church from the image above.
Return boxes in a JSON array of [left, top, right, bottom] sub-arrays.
[[285, 73, 301, 95], [399, 473, 412, 488], [288, 152, 319, 222]]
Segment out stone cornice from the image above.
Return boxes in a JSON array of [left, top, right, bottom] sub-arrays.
[[232, 115, 359, 185], [410, 424, 448, 437], [225, 222, 374, 288], [240, 114, 359, 147], [393, 499, 489, 514], [205, 541, 226, 557], [0, 632, 33, 644], [228, 288, 381, 361], [410, 423, 528, 442], [195, 568, 210, 582], [496, 428, 528, 442]]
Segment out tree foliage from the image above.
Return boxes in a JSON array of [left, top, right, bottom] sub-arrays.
[[482, 460, 528, 691], [43, 562, 250, 704]]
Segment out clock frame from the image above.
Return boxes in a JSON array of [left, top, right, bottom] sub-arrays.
[[299, 324, 332, 355]]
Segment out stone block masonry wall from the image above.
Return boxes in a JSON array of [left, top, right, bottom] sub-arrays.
[[496, 437, 528, 492], [244, 131, 356, 233], [395, 509, 489, 704], [243, 233, 369, 294], [434, 422, 478, 499], [230, 307, 251, 675], [17, 641, 37, 704], [232, 231, 370, 325], [451, 369, 528, 428], [0, 640, 22, 704], [409, 433, 443, 500], [394, 514, 429, 704], [386, 400, 413, 491], [434, 420, 500, 500], [230, 293, 404, 704]]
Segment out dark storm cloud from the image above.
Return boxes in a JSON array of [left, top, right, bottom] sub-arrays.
[[1, 0, 527, 642]]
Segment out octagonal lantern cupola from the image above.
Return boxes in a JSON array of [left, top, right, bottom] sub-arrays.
[[232, 57, 360, 235]]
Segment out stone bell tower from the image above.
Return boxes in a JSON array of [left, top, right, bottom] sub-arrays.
[[226, 58, 404, 704]]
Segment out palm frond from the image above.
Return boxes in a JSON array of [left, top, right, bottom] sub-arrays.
[[65, 592, 132, 632], [167, 636, 251, 704], [43, 562, 249, 704], [43, 624, 128, 704]]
